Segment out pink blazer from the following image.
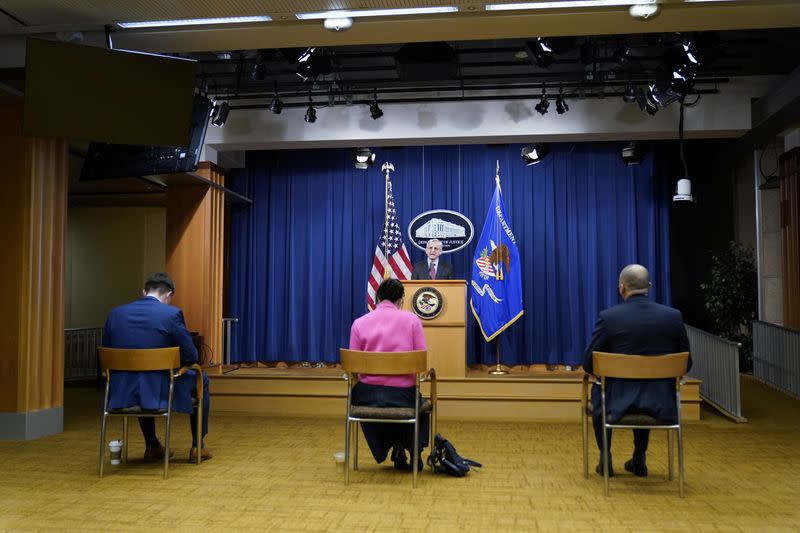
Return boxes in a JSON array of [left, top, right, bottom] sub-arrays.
[[348, 300, 427, 387]]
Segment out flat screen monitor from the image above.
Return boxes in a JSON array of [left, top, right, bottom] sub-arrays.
[[24, 38, 196, 147]]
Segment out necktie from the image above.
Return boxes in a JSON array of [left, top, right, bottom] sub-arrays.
[[429, 262, 436, 280]]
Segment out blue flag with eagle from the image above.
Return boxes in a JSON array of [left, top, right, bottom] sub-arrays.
[[470, 179, 523, 342]]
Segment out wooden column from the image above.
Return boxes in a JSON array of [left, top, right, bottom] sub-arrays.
[[0, 97, 68, 439], [780, 147, 800, 329], [165, 162, 225, 368]]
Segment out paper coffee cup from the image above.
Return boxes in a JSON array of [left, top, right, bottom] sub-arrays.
[[333, 451, 345, 472], [109, 440, 123, 465]]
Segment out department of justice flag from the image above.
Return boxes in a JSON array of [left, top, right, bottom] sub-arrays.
[[470, 180, 523, 341]]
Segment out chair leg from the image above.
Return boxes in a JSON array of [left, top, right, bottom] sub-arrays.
[[582, 409, 589, 480], [353, 422, 359, 472], [677, 426, 685, 498], [98, 413, 108, 478], [430, 408, 436, 473], [412, 418, 420, 488], [601, 425, 610, 497], [122, 416, 129, 464], [344, 417, 351, 486], [195, 402, 203, 465], [163, 414, 171, 480], [667, 430, 674, 481]]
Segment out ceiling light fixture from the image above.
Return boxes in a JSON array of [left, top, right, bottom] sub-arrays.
[[296, 7, 458, 20], [621, 141, 642, 166], [528, 38, 554, 68], [269, 82, 283, 115], [117, 16, 271, 28], [304, 91, 316, 123], [555, 88, 569, 115], [210, 101, 230, 127], [535, 87, 549, 115], [369, 89, 384, 120], [323, 16, 353, 31], [623, 84, 637, 103], [628, 3, 660, 20], [521, 143, 550, 166], [353, 148, 377, 169], [486, 0, 653, 11]]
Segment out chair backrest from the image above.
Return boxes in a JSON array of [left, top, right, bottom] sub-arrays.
[[591, 351, 689, 379], [340, 349, 427, 375], [98, 347, 181, 372]]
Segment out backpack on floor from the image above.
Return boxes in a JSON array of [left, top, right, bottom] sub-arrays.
[[427, 433, 482, 477]]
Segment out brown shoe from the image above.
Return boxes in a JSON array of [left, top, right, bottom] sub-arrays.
[[189, 447, 213, 462], [143, 446, 175, 462]]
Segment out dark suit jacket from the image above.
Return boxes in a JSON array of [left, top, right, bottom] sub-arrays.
[[102, 296, 199, 413], [583, 294, 691, 424], [411, 260, 454, 280]]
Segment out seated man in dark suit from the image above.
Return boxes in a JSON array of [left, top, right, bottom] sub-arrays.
[[102, 272, 212, 462], [583, 264, 690, 477], [411, 239, 454, 280]]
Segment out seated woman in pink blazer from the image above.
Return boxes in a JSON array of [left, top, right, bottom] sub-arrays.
[[349, 278, 428, 470]]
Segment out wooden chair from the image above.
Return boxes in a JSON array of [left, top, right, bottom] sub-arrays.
[[581, 351, 690, 497], [97, 347, 205, 479], [340, 349, 437, 488]]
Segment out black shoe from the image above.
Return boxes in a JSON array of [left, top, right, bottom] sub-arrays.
[[624, 458, 648, 477], [391, 447, 409, 471], [595, 461, 614, 477]]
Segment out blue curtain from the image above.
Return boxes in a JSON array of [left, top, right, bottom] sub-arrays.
[[228, 143, 671, 366]]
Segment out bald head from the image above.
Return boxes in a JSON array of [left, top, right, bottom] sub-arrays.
[[618, 264, 650, 298]]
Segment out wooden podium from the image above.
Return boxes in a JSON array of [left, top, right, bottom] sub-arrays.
[[401, 280, 467, 377]]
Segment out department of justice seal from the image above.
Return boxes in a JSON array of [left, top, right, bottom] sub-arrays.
[[411, 286, 444, 320]]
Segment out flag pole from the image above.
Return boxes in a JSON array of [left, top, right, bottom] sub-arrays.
[[489, 160, 509, 375], [380, 162, 395, 280]]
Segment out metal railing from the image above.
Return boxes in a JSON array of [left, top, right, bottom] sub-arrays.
[[753, 321, 800, 397], [222, 317, 239, 365], [685, 324, 745, 421], [64, 327, 103, 380]]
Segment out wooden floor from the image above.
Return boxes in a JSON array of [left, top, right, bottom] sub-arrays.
[[0, 376, 797, 531]]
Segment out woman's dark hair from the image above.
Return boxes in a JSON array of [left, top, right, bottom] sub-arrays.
[[376, 278, 404, 303]]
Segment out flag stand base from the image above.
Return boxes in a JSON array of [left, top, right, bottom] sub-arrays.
[[489, 364, 508, 375]]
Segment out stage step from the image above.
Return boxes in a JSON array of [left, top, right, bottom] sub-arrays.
[[209, 367, 701, 422]]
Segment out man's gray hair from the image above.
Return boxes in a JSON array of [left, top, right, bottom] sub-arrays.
[[427, 239, 442, 247], [619, 264, 650, 291]]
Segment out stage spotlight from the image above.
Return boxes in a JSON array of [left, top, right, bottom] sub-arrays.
[[353, 148, 376, 169], [535, 89, 549, 116], [269, 82, 283, 114], [304, 91, 316, 123], [621, 141, 642, 166], [528, 38, 554, 68], [251, 60, 266, 81], [369, 89, 383, 120], [635, 87, 659, 116], [613, 45, 631, 65], [210, 101, 230, 127], [555, 88, 568, 114], [521, 143, 549, 166], [623, 84, 637, 103], [296, 47, 332, 82]]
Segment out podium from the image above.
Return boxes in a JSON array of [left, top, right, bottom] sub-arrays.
[[401, 280, 466, 377]]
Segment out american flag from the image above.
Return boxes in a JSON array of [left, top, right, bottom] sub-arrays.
[[367, 178, 412, 309]]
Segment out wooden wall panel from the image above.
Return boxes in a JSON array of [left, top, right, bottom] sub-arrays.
[[165, 162, 225, 366], [0, 100, 67, 413], [780, 148, 800, 330]]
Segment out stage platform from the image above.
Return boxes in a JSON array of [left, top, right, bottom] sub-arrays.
[[209, 365, 701, 422]]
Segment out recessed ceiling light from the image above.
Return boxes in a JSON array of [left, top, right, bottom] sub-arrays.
[[117, 16, 271, 28], [486, 1, 654, 11], [296, 7, 458, 20], [629, 3, 660, 19]]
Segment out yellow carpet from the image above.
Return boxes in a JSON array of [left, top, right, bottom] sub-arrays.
[[1, 376, 798, 532]]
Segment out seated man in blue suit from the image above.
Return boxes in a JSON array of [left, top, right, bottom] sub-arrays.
[[102, 272, 212, 462], [583, 264, 690, 477]]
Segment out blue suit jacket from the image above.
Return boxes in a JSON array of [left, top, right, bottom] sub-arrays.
[[583, 294, 691, 424], [102, 296, 199, 413]]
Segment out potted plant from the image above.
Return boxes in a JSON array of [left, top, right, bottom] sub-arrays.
[[700, 241, 757, 371]]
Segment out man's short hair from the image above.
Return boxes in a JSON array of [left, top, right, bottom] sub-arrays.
[[144, 272, 175, 294], [376, 278, 404, 304], [426, 239, 442, 247], [619, 264, 650, 291]]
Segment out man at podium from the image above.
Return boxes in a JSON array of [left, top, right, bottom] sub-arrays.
[[411, 239, 454, 280]]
